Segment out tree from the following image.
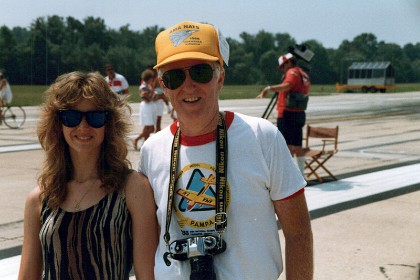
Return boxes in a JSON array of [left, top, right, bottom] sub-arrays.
[[0, 26, 17, 81], [376, 42, 411, 82], [303, 40, 335, 84], [82, 17, 110, 50], [28, 18, 49, 84], [352, 33, 378, 58], [259, 50, 278, 84], [403, 43, 420, 61], [274, 33, 296, 54]]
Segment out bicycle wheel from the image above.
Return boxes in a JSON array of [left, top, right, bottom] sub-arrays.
[[3, 106, 26, 129]]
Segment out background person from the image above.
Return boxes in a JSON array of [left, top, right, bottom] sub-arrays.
[[104, 63, 130, 97], [18, 71, 157, 279], [139, 21, 313, 279], [153, 82, 170, 132], [257, 53, 311, 175], [0, 72, 13, 125], [133, 69, 156, 150], [148, 65, 171, 131]]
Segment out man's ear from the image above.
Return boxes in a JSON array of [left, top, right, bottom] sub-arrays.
[[216, 68, 225, 93], [158, 77, 170, 98]]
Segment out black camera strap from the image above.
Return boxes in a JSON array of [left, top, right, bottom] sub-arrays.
[[214, 114, 228, 233], [164, 113, 228, 247]]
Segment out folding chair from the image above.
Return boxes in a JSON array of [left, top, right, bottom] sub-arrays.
[[302, 125, 339, 182]]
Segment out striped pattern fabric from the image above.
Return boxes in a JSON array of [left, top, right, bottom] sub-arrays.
[[39, 191, 133, 279]]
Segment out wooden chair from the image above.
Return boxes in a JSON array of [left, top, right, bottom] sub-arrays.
[[302, 125, 339, 182]]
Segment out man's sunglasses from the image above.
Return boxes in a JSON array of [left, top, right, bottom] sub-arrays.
[[58, 110, 109, 128], [161, 63, 215, 90]]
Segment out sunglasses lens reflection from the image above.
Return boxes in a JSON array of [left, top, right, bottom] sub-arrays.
[[162, 69, 185, 90], [162, 64, 214, 90]]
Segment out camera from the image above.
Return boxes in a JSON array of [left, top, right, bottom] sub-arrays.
[[289, 44, 314, 63], [164, 235, 227, 280]]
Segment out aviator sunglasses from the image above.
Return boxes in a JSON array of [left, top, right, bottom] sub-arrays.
[[58, 109, 109, 128], [161, 63, 215, 90]]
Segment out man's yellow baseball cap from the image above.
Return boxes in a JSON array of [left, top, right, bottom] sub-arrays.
[[154, 21, 229, 69]]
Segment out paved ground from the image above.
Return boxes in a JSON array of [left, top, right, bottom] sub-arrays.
[[1, 92, 419, 279]]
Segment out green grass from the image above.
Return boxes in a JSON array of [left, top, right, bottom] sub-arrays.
[[7, 83, 420, 106]]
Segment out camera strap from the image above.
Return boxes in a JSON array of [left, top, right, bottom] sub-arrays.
[[164, 113, 228, 246]]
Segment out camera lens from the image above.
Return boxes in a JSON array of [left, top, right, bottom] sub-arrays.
[[175, 244, 183, 253]]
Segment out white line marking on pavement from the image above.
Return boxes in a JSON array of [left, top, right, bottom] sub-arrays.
[[0, 144, 41, 153], [305, 163, 420, 211], [0, 256, 20, 279]]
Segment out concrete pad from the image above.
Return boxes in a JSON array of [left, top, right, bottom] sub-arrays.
[[1, 93, 420, 279], [284, 190, 420, 280]]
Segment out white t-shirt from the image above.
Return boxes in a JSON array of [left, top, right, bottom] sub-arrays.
[[104, 73, 129, 95], [139, 112, 306, 280]]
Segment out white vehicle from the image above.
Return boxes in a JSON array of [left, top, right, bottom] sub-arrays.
[[336, 61, 396, 93]]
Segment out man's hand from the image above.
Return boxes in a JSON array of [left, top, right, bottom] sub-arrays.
[[256, 86, 271, 98]]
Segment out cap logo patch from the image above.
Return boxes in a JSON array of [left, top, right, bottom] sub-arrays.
[[169, 30, 198, 47]]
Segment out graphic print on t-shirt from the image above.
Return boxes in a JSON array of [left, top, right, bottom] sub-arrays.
[[174, 162, 230, 235], [177, 169, 216, 212], [110, 80, 122, 86]]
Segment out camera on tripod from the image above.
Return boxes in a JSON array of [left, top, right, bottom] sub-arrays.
[[164, 235, 227, 280], [288, 44, 314, 63]]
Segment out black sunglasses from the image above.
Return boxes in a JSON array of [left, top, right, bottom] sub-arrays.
[[161, 63, 215, 90], [58, 110, 109, 128]]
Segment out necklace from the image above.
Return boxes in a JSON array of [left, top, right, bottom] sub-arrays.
[[73, 179, 98, 211]]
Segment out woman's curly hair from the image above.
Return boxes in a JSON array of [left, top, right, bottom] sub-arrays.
[[37, 71, 132, 209]]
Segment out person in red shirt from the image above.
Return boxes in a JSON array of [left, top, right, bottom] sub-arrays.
[[257, 53, 311, 175]]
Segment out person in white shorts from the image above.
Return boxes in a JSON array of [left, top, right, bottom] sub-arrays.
[[133, 69, 156, 150], [153, 85, 170, 131]]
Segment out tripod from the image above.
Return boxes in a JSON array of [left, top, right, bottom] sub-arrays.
[[261, 92, 278, 119]]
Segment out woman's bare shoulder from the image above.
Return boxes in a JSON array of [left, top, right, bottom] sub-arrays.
[[24, 186, 43, 214], [124, 171, 152, 194]]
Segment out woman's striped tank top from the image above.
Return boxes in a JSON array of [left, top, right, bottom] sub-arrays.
[[39, 191, 133, 279]]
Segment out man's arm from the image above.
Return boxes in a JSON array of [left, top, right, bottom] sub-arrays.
[[256, 82, 291, 98], [274, 192, 313, 280]]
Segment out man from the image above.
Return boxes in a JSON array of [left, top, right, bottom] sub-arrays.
[[257, 53, 311, 175], [139, 21, 313, 279], [104, 64, 129, 97]]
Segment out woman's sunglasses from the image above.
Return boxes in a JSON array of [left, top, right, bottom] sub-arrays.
[[58, 110, 109, 128], [161, 63, 215, 90]]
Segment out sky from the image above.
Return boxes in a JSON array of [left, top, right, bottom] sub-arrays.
[[1, 0, 419, 49]]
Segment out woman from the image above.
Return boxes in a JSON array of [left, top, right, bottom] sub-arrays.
[[18, 71, 157, 279]]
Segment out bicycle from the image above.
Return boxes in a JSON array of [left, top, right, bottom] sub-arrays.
[[0, 103, 26, 129]]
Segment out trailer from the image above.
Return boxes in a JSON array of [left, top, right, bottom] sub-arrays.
[[336, 61, 396, 93]]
